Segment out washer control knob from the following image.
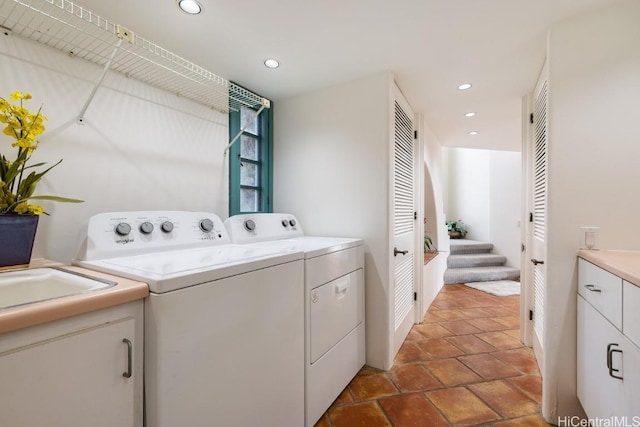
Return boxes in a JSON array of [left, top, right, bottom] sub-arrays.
[[244, 219, 256, 232], [289, 219, 297, 227], [115, 222, 131, 236], [199, 218, 214, 233], [160, 221, 174, 233], [281, 219, 289, 228], [139, 221, 154, 235]]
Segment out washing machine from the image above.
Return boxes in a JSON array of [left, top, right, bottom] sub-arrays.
[[224, 213, 365, 426], [73, 211, 304, 427]]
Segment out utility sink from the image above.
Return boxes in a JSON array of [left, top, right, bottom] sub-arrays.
[[0, 268, 115, 309]]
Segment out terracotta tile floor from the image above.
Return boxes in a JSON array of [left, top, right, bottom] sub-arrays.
[[315, 284, 551, 427]]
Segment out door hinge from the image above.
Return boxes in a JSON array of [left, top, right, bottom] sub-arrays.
[[414, 130, 418, 139], [529, 113, 534, 124], [521, 243, 525, 252], [529, 212, 533, 223], [529, 310, 534, 321], [414, 211, 417, 220], [414, 292, 417, 301]]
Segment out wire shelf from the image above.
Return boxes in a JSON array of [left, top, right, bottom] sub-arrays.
[[0, 0, 265, 113]]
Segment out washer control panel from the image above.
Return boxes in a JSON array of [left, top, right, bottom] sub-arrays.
[[76, 211, 230, 261], [225, 213, 304, 244]]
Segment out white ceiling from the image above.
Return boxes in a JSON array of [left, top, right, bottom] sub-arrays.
[[72, 0, 618, 151]]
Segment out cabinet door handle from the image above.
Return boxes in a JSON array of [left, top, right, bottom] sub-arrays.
[[585, 284, 602, 293], [122, 338, 132, 378], [394, 247, 408, 257], [606, 343, 623, 380]]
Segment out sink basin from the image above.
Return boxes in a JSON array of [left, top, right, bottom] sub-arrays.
[[0, 268, 115, 309]]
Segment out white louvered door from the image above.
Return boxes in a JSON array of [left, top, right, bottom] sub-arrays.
[[392, 86, 416, 353], [531, 65, 548, 350]]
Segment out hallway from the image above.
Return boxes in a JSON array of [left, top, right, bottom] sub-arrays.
[[315, 284, 550, 426]]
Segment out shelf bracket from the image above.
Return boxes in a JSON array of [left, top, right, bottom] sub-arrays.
[[77, 27, 133, 125], [223, 98, 271, 156]]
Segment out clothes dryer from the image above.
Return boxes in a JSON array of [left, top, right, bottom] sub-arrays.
[[225, 213, 365, 426]]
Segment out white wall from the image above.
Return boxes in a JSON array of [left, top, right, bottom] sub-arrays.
[[543, 0, 640, 420], [273, 72, 393, 369], [446, 148, 491, 242], [445, 147, 521, 268], [0, 35, 229, 263], [489, 151, 521, 269], [421, 119, 447, 313]]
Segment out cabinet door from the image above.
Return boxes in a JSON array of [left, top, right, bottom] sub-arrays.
[[577, 296, 625, 418], [623, 281, 640, 347], [0, 318, 136, 427], [619, 336, 640, 417]]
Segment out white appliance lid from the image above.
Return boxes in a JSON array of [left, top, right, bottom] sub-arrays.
[[76, 244, 303, 293], [241, 236, 363, 259]]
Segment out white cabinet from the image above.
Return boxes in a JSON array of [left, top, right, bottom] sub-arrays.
[[623, 281, 640, 347], [0, 301, 143, 427], [578, 259, 623, 328], [577, 259, 640, 418]]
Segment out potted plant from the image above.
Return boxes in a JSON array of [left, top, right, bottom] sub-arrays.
[[446, 219, 467, 239], [424, 232, 433, 253], [0, 91, 82, 267]]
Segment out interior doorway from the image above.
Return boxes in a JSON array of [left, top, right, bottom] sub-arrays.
[[442, 147, 522, 271]]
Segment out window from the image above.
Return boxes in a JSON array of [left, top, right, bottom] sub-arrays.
[[229, 103, 273, 215]]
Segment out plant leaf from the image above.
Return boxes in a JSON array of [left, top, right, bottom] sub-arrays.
[[27, 195, 84, 203]]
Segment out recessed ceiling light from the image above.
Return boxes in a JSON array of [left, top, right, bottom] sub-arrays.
[[264, 59, 280, 69], [468, 131, 479, 135], [178, 0, 202, 14], [464, 112, 476, 117], [458, 83, 472, 90]]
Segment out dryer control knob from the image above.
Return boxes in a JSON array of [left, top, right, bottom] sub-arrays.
[[160, 221, 174, 233], [289, 219, 297, 227], [115, 222, 131, 236], [139, 221, 154, 235], [244, 219, 256, 232], [281, 219, 289, 228], [199, 218, 214, 233]]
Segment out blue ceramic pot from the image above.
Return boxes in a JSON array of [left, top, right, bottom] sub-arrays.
[[0, 214, 39, 267]]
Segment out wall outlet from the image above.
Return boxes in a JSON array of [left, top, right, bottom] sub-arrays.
[[579, 226, 600, 250]]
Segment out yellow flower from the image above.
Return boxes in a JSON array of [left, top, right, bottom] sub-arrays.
[[14, 202, 29, 214], [13, 202, 44, 215], [1, 90, 82, 215], [9, 91, 32, 101], [28, 204, 44, 215]]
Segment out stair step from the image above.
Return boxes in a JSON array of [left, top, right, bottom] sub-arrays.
[[443, 266, 521, 285], [447, 254, 507, 268], [450, 239, 494, 254]]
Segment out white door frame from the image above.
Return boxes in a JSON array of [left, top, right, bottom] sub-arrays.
[[414, 112, 425, 323], [525, 62, 549, 371], [390, 82, 418, 355], [521, 92, 534, 348]]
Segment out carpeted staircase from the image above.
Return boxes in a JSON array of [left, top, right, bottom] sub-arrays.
[[444, 239, 520, 284]]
